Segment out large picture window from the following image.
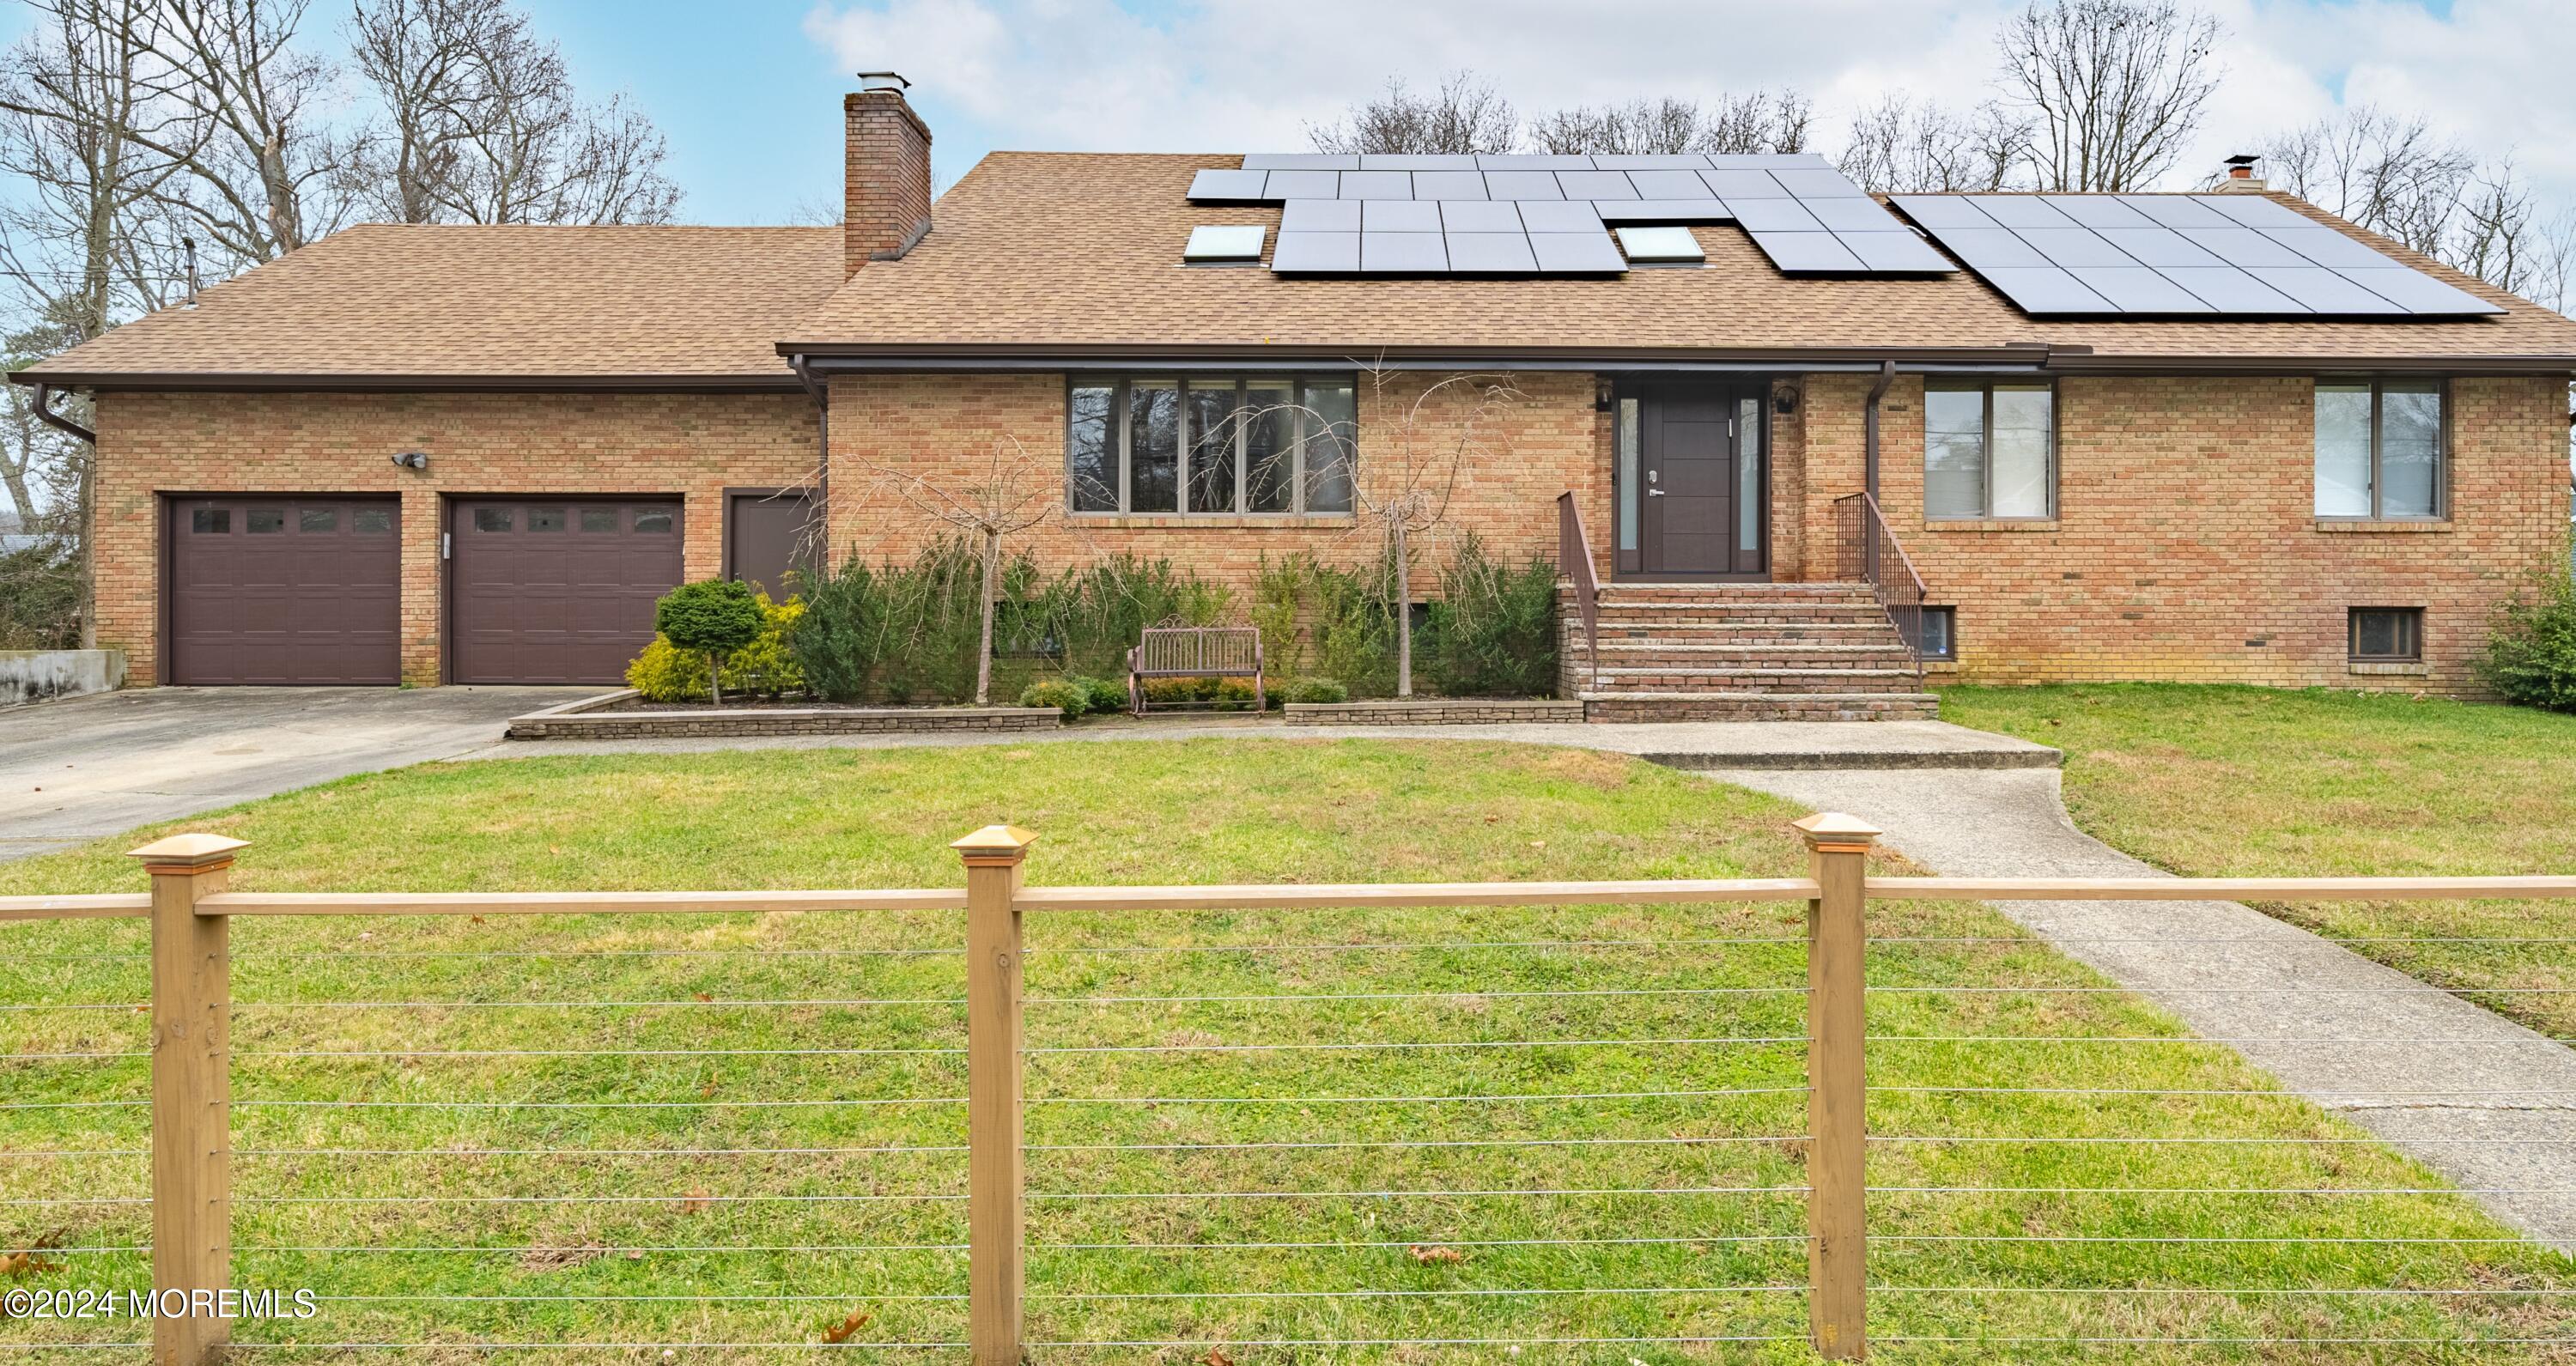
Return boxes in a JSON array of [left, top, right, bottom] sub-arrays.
[[2316, 379, 2444, 519], [1925, 381, 2055, 520], [1067, 376, 1357, 515]]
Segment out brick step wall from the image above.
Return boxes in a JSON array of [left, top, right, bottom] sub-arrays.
[[1594, 667, 1925, 693], [1574, 621, 1899, 645], [1595, 644, 1923, 670]]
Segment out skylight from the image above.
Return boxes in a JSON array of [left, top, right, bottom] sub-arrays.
[[1183, 225, 1266, 264], [1614, 226, 1704, 264]]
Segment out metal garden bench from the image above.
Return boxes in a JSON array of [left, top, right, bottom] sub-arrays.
[[1127, 625, 1266, 716]]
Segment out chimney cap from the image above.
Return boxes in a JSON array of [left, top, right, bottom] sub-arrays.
[[858, 71, 910, 93], [2225, 154, 2260, 173]]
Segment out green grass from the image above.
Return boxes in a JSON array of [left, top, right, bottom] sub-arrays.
[[1, 739, 2570, 1363], [1940, 683, 2576, 1041]]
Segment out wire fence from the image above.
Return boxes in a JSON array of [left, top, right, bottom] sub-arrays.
[[2, 823, 2573, 1362]]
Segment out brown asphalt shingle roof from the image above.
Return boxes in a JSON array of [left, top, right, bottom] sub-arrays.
[[18, 155, 2576, 386], [20, 224, 843, 385], [787, 153, 2576, 367]]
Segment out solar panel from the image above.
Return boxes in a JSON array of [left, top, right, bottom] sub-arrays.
[[1338, 171, 1413, 200], [1279, 199, 1359, 233], [1360, 199, 1442, 234], [1593, 199, 1733, 223], [1556, 170, 1637, 200], [1411, 171, 1490, 200], [1974, 266, 2112, 313], [1528, 232, 1625, 273], [1187, 169, 1270, 203], [1270, 231, 1357, 273], [1482, 170, 1564, 200], [1447, 232, 1540, 274], [1894, 193, 2504, 316], [1359, 232, 1447, 273], [1440, 200, 1523, 234], [1515, 199, 1604, 234], [1194, 156, 1953, 280], [1747, 231, 1863, 272], [1729, 198, 1824, 231]]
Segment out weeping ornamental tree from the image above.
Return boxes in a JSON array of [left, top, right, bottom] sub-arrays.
[[653, 578, 761, 706]]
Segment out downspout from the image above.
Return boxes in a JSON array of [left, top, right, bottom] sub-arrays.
[[1862, 360, 1893, 502], [788, 355, 829, 570], [31, 382, 96, 445]]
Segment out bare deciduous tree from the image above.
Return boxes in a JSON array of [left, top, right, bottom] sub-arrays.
[[1528, 90, 1812, 156], [1838, 93, 2032, 192], [839, 439, 1059, 706], [1307, 71, 1517, 156], [2255, 106, 2473, 258], [1998, 0, 2223, 191], [349, 0, 680, 226]]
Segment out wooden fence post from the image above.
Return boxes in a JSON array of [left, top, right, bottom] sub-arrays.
[[954, 825, 1036, 1366], [131, 833, 246, 1366], [1793, 811, 1879, 1362]]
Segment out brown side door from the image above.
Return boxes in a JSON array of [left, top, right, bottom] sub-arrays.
[[725, 490, 820, 601], [167, 496, 401, 685], [449, 499, 683, 685]]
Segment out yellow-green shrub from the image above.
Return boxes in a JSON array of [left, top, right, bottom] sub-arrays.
[[625, 594, 805, 702]]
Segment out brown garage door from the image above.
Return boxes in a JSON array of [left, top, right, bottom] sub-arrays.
[[450, 499, 683, 684], [167, 496, 400, 685]]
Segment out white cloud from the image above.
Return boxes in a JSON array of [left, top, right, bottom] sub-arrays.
[[803, 0, 2576, 203]]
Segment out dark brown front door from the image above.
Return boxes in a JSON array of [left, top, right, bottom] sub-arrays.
[[1638, 386, 1766, 579], [167, 495, 400, 685], [725, 490, 820, 601], [449, 498, 683, 684]]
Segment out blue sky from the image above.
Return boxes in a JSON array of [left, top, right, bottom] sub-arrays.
[[3, 0, 2569, 225]]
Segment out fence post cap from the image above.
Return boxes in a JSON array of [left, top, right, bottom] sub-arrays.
[[126, 833, 249, 869], [951, 825, 1037, 864], [1791, 811, 1881, 852]]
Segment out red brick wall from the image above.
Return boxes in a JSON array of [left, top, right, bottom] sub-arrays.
[[824, 370, 1607, 596], [94, 390, 819, 685], [1784, 372, 2568, 692]]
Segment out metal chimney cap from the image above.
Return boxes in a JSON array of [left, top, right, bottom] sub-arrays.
[[2224, 154, 2260, 167], [858, 71, 910, 92]]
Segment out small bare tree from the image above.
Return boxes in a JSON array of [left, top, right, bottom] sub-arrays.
[[1838, 93, 2032, 192], [1343, 367, 1518, 698], [1997, 0, 2223, 191], [838, 437, 1057, 707], [1307, 71, 1516, 156]]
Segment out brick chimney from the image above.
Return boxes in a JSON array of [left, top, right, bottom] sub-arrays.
[[844, 71, 932, 276], [2215, 154, 2266, 193]]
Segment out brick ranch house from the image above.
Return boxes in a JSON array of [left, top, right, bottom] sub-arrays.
[[15, 74, 2576, 719]]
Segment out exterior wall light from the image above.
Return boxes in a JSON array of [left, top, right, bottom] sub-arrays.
[[391, 451, 429, 470]]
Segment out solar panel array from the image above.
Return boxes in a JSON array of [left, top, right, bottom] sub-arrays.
[[1187, 153, 1955, 277], [1889, 193, 2503, 317]]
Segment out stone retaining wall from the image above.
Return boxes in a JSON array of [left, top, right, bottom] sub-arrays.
[[1285, 700, 1584, 726], [507, 692, 1060, 740]]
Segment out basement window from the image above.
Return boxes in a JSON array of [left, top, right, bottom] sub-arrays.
[[2348, 607, 2423, 663], [1918, 606, 1957, 660]]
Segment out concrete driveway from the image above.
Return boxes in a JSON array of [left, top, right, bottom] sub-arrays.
[[0, 686, 588, 860]]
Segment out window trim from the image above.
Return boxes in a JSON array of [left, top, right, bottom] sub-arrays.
[[1066, 374, 1358, 518], [2348, 606, 2425, 664], [2314, 377, 2449, 523], [1923, 379, 2057, 522]]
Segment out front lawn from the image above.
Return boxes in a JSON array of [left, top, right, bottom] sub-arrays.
[[3, 740, 2569, 1362], [1941, 684, 2576, 1042]]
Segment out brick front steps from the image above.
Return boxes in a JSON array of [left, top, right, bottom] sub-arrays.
[[1563, 582, 1939, 722], [506, 690, 1060, 740]]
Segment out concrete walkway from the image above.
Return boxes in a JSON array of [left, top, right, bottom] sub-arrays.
[[488, 713, 2062, 768], [1716, 764, 2576, 1253]]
